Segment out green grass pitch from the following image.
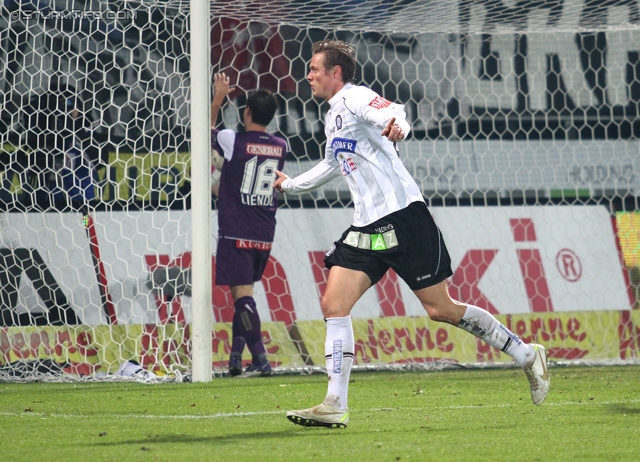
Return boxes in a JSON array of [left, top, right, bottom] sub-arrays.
[[1, 365, 640, 461]]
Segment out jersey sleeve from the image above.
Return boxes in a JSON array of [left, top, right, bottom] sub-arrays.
[[213, 129, 236, 161], [350, 88, 411, 136], [281, 158, 341, 194]]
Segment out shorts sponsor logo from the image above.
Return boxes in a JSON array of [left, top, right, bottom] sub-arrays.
[[246, 143, 283, 158], [375, 224, 393, 233], [333, 339, 343, 373], [344, 230, 398, 250], [236, 239, 273, 250], [344, 232, 360, 247], [368, 96, 391, 109], [326, 244, 336, 257], [371, 234, 387, 251], [358, 233, 371, 249], [416, 274, 432, 281]]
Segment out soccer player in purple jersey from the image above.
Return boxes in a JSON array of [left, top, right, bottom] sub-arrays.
[[210, 73, 287, 377]]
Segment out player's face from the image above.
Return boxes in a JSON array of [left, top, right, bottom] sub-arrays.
[[307, 53, 341, 100]]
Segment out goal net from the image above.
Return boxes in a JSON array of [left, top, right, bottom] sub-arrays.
[[1, 0, 639, 382]]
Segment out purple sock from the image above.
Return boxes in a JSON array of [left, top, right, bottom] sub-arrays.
[[233, 296, 266, 365], [230, 335, 246, 356]]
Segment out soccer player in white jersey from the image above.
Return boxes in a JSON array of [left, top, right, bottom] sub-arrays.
[[273, 40, 550, 429]]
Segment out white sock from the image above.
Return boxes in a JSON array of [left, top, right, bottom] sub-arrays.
[[324, 316, 354, 410], [458, 305, 534, 366]]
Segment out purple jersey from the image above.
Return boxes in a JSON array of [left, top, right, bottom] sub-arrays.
[[212, 128, 287, 242]]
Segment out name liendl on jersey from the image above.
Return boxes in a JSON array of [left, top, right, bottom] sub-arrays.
[[241, 193, 274, 206]]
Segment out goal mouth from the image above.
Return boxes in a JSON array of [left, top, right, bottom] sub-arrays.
[[0, 1, 638, 382]]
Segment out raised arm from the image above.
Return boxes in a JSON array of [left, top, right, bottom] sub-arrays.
[[211, 72, 234, 129], [211, 73, 234, 170]]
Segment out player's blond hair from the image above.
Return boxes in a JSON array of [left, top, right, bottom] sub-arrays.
[[311, 39, 356, 83]]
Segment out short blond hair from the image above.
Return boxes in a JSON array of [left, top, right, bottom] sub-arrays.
[[312, 40, 356, 83]]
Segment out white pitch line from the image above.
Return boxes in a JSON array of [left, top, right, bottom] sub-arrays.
[[373, 398, 640, 411], [1, 398, 638, 420], [0, 410, 284, 419]]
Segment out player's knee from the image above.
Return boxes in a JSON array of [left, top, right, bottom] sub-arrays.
[[320, 295, 344, 318], [422, 303, 458, 325], [319, 298, 336, 318], [423, 304, 444, 322]]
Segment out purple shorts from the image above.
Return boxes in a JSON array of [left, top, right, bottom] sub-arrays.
[[215, 237, 272, 286]]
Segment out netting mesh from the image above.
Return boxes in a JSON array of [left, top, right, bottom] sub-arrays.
[[1, 0, 639, 382], [177, 0, 640, 35]]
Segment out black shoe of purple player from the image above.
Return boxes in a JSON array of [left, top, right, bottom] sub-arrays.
[[228, 352, 243, 377], [243, 362, 273, 377]]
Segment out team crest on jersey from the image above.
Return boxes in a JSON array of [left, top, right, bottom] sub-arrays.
[[340, 157, 357, 176], [335, 114, 342, 130], [369, 96, 391, 109]]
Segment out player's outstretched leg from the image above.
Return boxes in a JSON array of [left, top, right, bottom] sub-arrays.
[[456, 304, 550, 404], [287, 316, 353, 428], [524, 344, 550, 405]]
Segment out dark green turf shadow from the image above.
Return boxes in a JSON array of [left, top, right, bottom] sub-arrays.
[[86, 429, 355, 447], [606, 404, 640, 415], [86, 421, 488, 449]]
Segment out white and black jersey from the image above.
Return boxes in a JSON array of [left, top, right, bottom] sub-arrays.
[[281, 83, 423, 227]]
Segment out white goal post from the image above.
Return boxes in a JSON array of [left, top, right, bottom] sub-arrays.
[[189, 0, 212, 383], [0, 0, 639, 383]]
